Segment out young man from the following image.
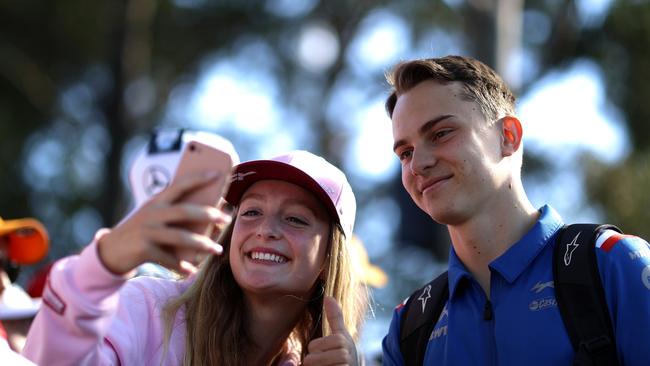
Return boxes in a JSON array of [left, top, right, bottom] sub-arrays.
[[381, 56, 650, 365]]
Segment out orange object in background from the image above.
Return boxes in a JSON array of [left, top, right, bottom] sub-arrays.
[[0, 217, 49, 265]]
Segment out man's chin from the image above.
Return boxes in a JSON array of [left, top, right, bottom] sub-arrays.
[[424, 204, 462, 226]]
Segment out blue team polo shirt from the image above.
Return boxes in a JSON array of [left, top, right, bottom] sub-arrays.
[[382, 205, 650, 365]]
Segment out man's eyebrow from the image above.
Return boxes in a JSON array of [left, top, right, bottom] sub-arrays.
[[392, 114, 454, 152]]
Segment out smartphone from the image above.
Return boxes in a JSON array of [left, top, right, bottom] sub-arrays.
[[170, 139, 237, 237]]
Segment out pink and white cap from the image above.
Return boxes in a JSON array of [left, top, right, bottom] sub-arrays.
[[225, 150, 356, 239]]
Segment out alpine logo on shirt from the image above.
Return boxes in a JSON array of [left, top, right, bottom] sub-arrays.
[[530, 281, 554, 293]]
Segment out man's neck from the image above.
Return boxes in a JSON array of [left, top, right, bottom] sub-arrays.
[[447, 193, 539, 298]]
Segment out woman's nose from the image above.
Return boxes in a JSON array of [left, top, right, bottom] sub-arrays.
[[255, 215, 281, 240]]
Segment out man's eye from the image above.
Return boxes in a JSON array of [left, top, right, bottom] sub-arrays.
[[398, 150, 412, 161], [433, 129, 451, 141]]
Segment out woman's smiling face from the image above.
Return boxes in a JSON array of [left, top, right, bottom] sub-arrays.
[[229, 179, 331, 298]]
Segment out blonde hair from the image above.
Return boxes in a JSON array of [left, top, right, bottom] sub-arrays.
[[162, 218, 368, 365]]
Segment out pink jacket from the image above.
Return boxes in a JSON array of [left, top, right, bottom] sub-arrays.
[[23, 238, 301, 366], [23, 240, 189, 365]]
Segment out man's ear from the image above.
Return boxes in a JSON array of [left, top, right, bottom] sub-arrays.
[[500, 116, 523, 157]]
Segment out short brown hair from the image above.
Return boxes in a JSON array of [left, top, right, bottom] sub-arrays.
[[385, 55, 516, 121]]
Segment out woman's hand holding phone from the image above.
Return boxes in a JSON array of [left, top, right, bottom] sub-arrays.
[[98, 172, 231, 274], [97, 171, 232, 276]]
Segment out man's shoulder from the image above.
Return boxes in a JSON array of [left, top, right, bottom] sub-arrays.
[[594, 229, 649, 254], [592, 229, 650, 276]]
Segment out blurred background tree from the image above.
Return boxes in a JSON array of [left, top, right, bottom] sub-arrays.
[[1, 0, 648, 359]]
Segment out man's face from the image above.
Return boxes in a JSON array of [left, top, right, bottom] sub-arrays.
[[391, 80, 508, 225]]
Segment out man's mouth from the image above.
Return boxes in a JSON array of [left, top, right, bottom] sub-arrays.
[[419, 174, 453, 194]]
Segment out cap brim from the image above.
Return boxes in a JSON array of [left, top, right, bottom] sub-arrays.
[[0, 218, 49, 264], [225, 160, 339, 226]]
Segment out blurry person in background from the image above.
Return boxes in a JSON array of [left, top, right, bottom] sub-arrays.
[[126, 128, 229, 279], [350, 234, 387, 366], [381, 55, 650, 365], [24, 145, 368, 365], [0, 215, 48, 364], [350, 235, 387, 290]]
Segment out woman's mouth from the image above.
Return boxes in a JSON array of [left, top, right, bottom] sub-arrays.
[[247, 251, 288, 264]]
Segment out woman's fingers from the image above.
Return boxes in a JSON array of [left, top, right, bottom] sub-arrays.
[[151, 203, 233, 231], [97, 207, 225, 274], [303, 337, 355, 365], [303, 296, 358, 366], [145, 225, 222, 265], [305, 333, 352, 354], [143, 226, 222, 254], [96, 172, 233, 275]]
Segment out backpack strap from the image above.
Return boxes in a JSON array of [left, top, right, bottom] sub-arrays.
[[399, 271, 449, 366], [553, 223, 621, 366]]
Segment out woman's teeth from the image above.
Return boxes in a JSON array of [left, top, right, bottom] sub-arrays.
[[250, 252, 287, 263]]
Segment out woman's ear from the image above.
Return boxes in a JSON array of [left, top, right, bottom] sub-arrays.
[[500, 116, 523, 157]]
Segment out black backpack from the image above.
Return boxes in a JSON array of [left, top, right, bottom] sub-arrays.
[[398, 224, 621, 366]]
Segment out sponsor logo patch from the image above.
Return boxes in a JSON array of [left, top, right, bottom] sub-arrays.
[[630, 248, 650, 261], [531, 280, 554, 293], [529, 296, 557, 311], [42, 279, 66, 315], [564, 232, 581, 266], [429, 325, 448, 340], [231, 171, 256, 181], [418, 284, 432, 313], [642, 265, 650, 291], [142, 165, 171, 196], [429, 303, 449, 341]]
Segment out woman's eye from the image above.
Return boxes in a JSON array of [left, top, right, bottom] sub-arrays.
[[287, 216, 308, 225], [240, 209, 260, 217]]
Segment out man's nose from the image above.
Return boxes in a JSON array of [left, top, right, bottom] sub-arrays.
[[409, 148, 435, 176]]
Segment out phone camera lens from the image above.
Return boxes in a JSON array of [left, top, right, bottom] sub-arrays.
[[189, 144, 196, 151]]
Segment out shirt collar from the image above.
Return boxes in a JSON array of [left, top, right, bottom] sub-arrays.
[[447, 205, 564, 297], [448, 245, 471, 298]]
